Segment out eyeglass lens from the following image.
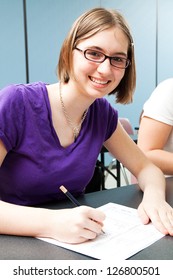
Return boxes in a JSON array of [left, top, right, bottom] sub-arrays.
[[85, 49, 129, 69]]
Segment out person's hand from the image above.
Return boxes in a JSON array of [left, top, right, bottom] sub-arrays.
[[137, 192, 173, 236], [46, 206, 105, 244]]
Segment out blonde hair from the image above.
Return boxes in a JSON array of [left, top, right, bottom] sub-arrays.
[[57, 7, 136, 104]]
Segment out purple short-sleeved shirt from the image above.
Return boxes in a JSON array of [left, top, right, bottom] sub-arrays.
[[0, 82, 118, 205]]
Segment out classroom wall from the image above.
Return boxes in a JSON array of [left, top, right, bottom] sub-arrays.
[[0, 0, 26, 87], [0, 0, 173, 129]]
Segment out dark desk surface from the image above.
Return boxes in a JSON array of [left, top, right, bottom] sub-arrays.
[[1, 177, 173, 260]]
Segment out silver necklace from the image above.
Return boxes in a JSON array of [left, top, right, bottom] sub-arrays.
[[59, 83, 88, 141]]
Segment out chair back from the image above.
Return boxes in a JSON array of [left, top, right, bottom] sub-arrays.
[[119, 118, 134, 135]]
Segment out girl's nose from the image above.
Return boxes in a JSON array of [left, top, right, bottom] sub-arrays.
[[96, 58, 112, 74]]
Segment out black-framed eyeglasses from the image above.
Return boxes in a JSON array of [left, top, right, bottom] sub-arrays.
[[75, 47, 130, 69]]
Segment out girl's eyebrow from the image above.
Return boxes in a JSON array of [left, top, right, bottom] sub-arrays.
[[85, 45, 128, 57]]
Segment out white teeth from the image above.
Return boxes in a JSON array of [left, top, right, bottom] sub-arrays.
[[90, 77, 108, 84]]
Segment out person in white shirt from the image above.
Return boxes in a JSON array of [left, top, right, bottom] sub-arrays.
[[138, 78, 173, 175]]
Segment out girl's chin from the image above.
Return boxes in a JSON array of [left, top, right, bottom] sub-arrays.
[[88, 84, 111, 97], [87, 90, 107, 99]]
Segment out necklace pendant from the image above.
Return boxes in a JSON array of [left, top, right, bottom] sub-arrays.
[[73, 127, 80, 141], [73, 127, 80, 135]]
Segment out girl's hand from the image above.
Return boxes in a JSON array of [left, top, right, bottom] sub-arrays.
[[46, 206, 105, 244], [137, 193, 173, 236]]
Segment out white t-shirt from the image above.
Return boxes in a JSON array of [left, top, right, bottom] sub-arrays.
[[143, 78, 173, 153]]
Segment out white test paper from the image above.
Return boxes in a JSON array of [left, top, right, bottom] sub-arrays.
[[38, 203, 164, 260]]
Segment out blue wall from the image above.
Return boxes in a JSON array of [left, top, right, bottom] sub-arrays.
[[0, 0, 173, 129], [0, 0, 26, 87], [157, 0, 173, 83]]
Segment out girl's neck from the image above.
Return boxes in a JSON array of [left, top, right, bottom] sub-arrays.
[[59, 81, 94, 120]]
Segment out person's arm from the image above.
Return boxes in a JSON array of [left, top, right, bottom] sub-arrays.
[[104, 121, 173, 236], [0, 140, 7, 166], [138, 116, 173, 175], [0, 140, 105, 244], [0, 200, 105, 244]]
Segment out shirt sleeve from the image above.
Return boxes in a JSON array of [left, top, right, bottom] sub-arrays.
[[0, 85, 25, 151], [143, 78, 173, 126]]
